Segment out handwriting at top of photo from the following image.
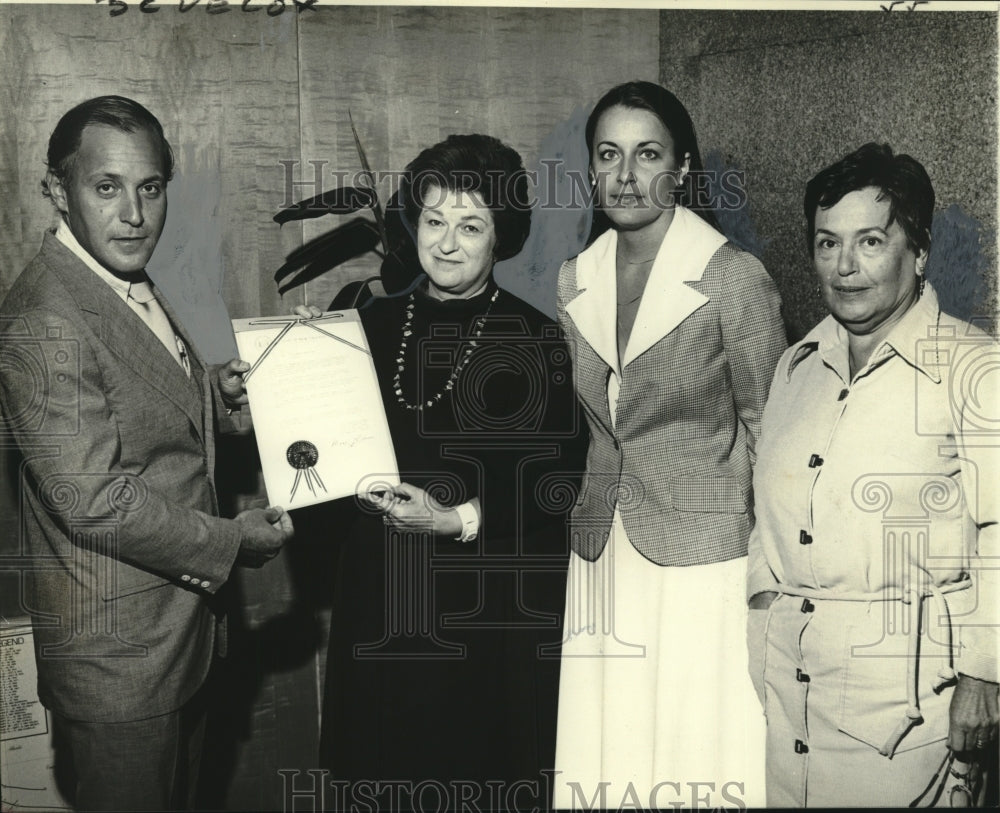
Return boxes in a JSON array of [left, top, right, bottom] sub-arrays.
[[96, 0, 318, 18]]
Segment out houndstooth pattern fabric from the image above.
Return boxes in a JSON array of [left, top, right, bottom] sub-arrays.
[[557, 239, 787, 567]]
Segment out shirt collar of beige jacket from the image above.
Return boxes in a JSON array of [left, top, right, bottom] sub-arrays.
[[786, 282, 944, 386]]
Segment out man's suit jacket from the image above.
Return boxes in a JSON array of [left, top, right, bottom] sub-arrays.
[[556, 206, 787, 566], [0, 232, 243, 723]]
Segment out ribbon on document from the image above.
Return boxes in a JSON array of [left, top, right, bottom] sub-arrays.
[[241, 313, 371, 384]]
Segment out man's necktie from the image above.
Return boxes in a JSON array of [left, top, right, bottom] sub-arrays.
[[126, 280, 191, 377]]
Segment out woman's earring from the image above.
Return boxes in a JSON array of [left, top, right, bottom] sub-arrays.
[[916, 254, 928, 297]]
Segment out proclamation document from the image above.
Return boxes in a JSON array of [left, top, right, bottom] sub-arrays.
[[233, 311, 399, 510]]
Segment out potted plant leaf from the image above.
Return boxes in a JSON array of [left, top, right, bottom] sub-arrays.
[[273, 114, 419, 310]]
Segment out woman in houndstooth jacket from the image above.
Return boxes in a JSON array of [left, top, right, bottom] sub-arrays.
[[552, 81, 787, 810]]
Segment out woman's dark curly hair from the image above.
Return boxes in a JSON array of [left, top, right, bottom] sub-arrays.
[[402, 134, 532, 262], [804, 142, 934, 257]]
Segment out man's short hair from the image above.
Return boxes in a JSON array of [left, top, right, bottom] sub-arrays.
[[41, 95, 175, 199], [803, 142, 934, 257]]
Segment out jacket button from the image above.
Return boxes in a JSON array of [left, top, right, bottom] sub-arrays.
[[612, 438, 620, 451], [838, 388, 849, 401], [800, 599, 815, 614], [808, 454, 824, 468], [796, 668, 811, 683], [799, 530, 813, 545], [794, 739, 809, 754]]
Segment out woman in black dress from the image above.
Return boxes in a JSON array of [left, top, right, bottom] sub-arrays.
[[314, 134, 584, 812]]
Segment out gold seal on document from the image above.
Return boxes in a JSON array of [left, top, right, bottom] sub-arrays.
[[286, 440, 319, 470]]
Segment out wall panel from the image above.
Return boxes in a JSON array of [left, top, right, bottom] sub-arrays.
[[0, 4, 302, 360], [659, 9, 997, 340], [295, 5, 660, 315]]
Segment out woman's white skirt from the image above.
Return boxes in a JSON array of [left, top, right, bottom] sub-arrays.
[[553, 512, 766, 811]]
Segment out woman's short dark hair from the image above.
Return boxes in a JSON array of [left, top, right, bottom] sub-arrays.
[[42, 95, 175, 199], [402, 134, 532, 262], [804, 142, 934, 256], [585, 80, 711, 223]]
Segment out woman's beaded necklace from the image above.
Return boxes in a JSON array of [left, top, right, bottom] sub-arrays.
[[392, 288, 501, 412]]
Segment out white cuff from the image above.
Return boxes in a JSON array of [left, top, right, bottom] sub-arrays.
[[453, 501, 480, 543]]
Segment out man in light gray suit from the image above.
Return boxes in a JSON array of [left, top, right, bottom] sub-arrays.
[[0, 96, 292, 811]]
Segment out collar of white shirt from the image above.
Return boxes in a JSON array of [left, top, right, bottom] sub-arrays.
[[54, 220, 151, 305], [53, 221, 191, 376]]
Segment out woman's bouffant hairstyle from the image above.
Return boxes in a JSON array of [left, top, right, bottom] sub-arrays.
[[42, 95, 175, 199], [585, 80, 714, 229], [804, 142, 934, 257], [402, 134, 532, 262]]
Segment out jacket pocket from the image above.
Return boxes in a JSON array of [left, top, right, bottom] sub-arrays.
[[837, 616, 951, 755], [670, 476, 747, 513], [100, 562, 169, 600]]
